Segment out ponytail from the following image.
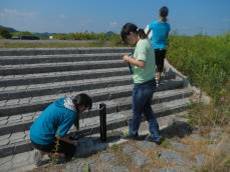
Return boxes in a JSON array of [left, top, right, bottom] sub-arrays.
[[159, 6, 169, 22], [137, 28, 147, 39], [121, 23, 147, 43]]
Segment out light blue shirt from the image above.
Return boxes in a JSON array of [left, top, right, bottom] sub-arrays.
[[149, 20, 170, 49], [30, 97, 77, 145]]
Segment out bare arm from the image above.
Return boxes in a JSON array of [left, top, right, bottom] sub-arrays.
[[122, 54, 145, 68]]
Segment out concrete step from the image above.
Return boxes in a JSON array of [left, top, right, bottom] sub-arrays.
[[0, 98, 191, 158], [0, 60, 126, 76], [0, 84, 133, 118], [0, 88, 193, 135], [0, 47, 194, 163], [0, 75, 131, 101], [73, 98, 191, 138], [0, 78, 185, 116], [0, 73, 178, 101], [0, 67, 130, 87], [0, 112, 189, 172], [0, 53, 126, 65], [0, 67, 176, 87], [0, 47, 132, 56]]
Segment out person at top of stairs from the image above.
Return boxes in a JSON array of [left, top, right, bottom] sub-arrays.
[[29, 93, 92, 166], [146, 6, 171, 86], [120, 23, 163, 144]]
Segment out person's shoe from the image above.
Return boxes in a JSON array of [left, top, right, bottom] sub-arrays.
[[145, 135, 164, 145], [155, 77, 160, 87], [33, 149, 43, 166]]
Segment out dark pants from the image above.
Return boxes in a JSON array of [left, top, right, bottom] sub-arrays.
[[31, 138, 76, 161], [154, 49, 166, 73], [129, 79, 161, 140]]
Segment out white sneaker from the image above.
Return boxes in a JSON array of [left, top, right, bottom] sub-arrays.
[[33, 149, 43, 166], [156, 79, 160, 87]]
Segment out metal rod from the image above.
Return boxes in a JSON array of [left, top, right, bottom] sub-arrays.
[[99, 103, 107, 142], [74, 116, 79, 131], [128, 53, 133, 74]]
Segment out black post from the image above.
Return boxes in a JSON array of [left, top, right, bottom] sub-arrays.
[[99, 103, 107, 142], [74, 116, 79, 131]]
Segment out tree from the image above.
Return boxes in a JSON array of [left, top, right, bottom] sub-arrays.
[[0, 28, 12, 39], [13, 31, 33, 37]]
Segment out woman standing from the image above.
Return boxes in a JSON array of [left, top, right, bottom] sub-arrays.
[[121, 23, 162, 144], [147, 6, 171, 86]]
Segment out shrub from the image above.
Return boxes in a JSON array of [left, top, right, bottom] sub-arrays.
[[0, 28, 12, 39]]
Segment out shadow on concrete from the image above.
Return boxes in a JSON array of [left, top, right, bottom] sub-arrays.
[[160, 121, 193, 139]]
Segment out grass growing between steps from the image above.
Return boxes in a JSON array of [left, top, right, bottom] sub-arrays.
[[108, 141, 171, 171], [197, 126, 230, 172], [199, 150, 230, 172], [167, 34, 230, 172]]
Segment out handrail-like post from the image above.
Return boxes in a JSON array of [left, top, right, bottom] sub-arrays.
[[99, 103, 107, 142]]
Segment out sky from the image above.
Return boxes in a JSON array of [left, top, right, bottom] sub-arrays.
[[0, 0, 230, 35]]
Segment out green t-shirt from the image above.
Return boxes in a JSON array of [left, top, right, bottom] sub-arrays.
[[132, 39, 155, 84]]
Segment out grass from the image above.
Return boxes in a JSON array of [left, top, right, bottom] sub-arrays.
[[82, 162, 90, 172], [167, 34, 230, 171], [197, 128, 230, 172], [160, 139, 172, 149], [0, 40, 104, 48], [167, 34, 230, 128], [199, 152, 230, 172], [168, 34, 230, 100], [0, 36, 125, 48]]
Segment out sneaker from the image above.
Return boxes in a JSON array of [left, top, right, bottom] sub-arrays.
[[155, 79, 160, 87], [33, 149, 43, 166], [145, 135, 164, 145]]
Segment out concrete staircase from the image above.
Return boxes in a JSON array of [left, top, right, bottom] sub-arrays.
[[0, 47, 193, 160]]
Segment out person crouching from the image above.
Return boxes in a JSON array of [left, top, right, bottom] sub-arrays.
[[29, 93, 92, 166]]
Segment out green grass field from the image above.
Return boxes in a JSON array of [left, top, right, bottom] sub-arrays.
[[167, 34, 230, 127], [0, 40, 120, 48]]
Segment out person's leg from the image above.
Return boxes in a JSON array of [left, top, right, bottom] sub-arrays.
[[140, 82, 161, 141], [31, 140, 55, 166], [33, 149, 43, 166], [129, 85, 148, 137], [143, 99, 161, 141], [161, 49, 166, 74], [156, 49, 166, 81], [154, 49, 161, 86]]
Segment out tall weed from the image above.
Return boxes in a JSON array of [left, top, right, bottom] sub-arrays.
[[167, 34, 230, 127]]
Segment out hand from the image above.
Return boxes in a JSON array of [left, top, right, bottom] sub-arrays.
[[122, 54, 130, 63]]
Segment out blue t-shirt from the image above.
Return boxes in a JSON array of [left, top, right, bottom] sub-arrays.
[[30, 97, 77, 145], [149, 20, 170, 49]]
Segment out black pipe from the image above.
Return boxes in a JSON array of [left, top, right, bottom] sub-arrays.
[[74, 116, 79, 131], [99, 103, 107, 142], [128, 53, 133, 74]]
